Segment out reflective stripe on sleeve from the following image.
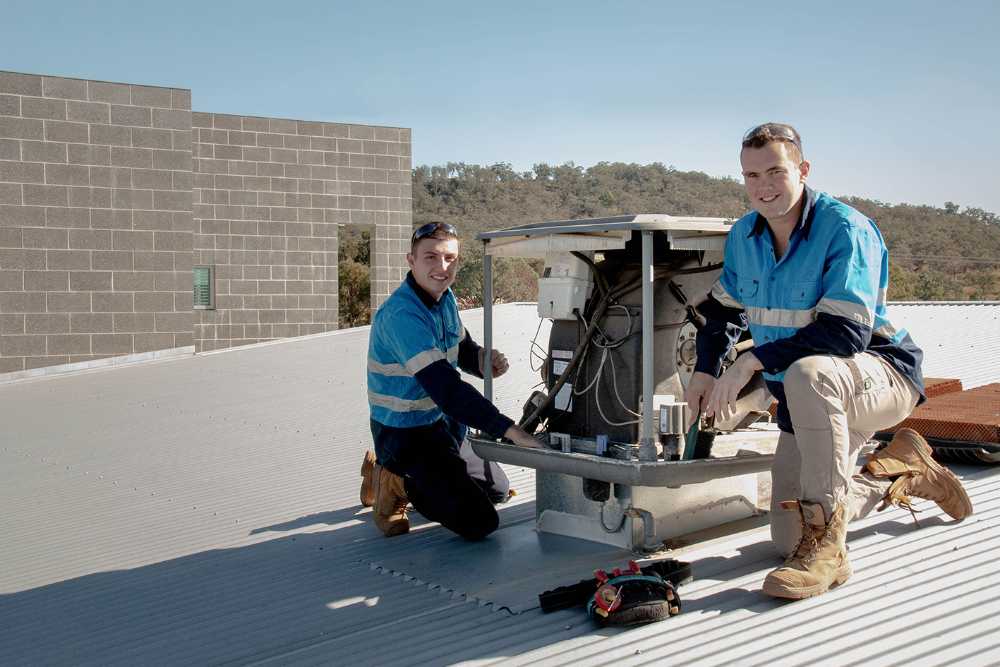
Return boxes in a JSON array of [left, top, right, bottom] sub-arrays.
[[817, 298, 875, 327], [403, 349, 446, 374], [745, 306, 816, 329], [710, 280, 742, 309]]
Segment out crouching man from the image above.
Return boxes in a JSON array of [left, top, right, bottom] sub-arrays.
[[685, 123, 973, 599], [360, 221, 539, 540]]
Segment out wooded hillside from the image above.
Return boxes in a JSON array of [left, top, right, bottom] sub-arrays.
[[412, 162, 1000, 304], [338, 162, 1000, 324]]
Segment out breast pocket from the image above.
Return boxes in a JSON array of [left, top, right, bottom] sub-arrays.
[[444, 323, 463, 364], [738, 279, 759, 302], [789, 281, 820, 306]]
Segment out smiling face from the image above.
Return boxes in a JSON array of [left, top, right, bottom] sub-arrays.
[[740, 141, 811, 228], [407, 235, 460, 301]]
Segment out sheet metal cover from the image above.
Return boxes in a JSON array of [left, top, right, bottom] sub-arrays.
[[477, 214, 732, 239], [364, 520, 631, 614]]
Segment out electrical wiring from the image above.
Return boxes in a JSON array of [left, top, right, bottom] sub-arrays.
[[521, 257, 700, 429], [528, 317, 548, 372], [607, 348, 641, 418], [572, 347, 605, 397], [575, 345, 639, 427], [594, 369, 640, 426]]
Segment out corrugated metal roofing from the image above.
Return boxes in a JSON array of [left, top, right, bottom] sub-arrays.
[[887, 301, 1000, 390], [2, 302, 1000, 666]]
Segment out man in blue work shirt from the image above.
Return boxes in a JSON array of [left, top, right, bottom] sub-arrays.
[[359, 221, 539, 539], [686, 123, 972, 599]]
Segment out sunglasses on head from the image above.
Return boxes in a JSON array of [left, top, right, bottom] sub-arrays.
[[742, 123, 802, 154], [411, 221, 458, 244]]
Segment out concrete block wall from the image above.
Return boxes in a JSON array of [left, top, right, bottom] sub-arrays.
[[191, 113, 411, 351], [0, 71, 193, 374], [1, 70, 412, 375]]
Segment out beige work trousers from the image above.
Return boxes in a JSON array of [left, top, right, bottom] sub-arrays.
[[770, 352, 920, 557]]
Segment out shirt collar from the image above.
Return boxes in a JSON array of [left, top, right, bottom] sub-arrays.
[[406, 271, 443, 309], [748, 185, 818, 240]]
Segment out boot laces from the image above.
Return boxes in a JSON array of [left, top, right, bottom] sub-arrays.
[[788, 524, 826, 566], [878, 473, 925, 527]]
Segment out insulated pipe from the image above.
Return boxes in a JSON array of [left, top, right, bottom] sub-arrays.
[[639, 231, 656, 461], [483, 244, 494, 403]]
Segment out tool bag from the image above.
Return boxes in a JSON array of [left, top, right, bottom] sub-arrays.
[[539, 558, 690, 627], [586, 562, 681, 627]]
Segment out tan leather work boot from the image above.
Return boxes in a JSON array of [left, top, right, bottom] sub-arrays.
[[762, 501, 851, 599], [865, 428, 973, 521], [372, 463, 409, 537], [359, 450, 376, 507]]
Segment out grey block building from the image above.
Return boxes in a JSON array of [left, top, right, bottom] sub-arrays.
[[0, 70, 411, 375]]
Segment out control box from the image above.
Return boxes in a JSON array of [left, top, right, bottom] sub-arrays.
[[537, 252, 594, 320]]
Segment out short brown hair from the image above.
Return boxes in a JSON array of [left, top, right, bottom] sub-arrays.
[[410, 221, 458, 250], [742, 122, 803, 162]]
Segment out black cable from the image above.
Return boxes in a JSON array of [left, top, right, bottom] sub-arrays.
[[571, 251, 610, 297]]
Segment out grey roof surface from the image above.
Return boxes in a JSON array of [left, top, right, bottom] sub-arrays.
[[887, 301, 1000, 390], [2, 302, 1000, 666]]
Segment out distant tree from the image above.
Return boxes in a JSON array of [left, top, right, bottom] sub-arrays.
[[338, 228, 372, 327], [453, 247, 542, 308], [888, 262, 917, 300], [913, 269, 961, 301]]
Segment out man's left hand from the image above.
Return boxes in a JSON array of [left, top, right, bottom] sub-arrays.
[[480, 349, 510, 378], [705, 352, 763, 420]]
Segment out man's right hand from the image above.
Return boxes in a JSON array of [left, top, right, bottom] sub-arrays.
[[503, 424, 543, 449], [684, 371, 716, 428]]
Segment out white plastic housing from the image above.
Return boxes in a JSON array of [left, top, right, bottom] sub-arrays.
[[537, 253, 593, 320]]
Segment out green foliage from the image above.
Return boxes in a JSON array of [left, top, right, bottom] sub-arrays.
[[843, 197, 1000, 300], [336, 161, 1000, 324], [412, 162, 1000, 303], [338, 227, 372, 327]]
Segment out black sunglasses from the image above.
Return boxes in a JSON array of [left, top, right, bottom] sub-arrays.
[[411, 221, 458, 244], [742, 123, 802, 154]]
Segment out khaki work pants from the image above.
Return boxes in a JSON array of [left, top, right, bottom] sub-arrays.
[[770, 353, 920, 557]]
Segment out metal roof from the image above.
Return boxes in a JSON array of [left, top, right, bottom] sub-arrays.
[[3, 302, 1000, 666], [887, 301, 1000, 390]]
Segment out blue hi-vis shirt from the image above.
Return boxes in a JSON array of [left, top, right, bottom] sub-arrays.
[[695, 188, 924, 432], [368, 275, 466, 428]]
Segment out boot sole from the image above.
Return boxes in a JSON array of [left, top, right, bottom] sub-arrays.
[[360, 450, 376, 508], [376, 519, 410, 537], [761, 563, 852, 600], [899, 430, 974, 520]]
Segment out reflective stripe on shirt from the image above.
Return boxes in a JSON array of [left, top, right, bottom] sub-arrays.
[[368, 390, 437, 413]]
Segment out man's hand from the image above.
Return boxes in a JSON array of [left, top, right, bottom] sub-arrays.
[[480, 348, 510, 378], [705, 352, 763, 421], [503, 424, 542, 449], [684, 371, 716, 428]]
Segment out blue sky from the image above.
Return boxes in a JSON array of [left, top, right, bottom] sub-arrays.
[[3, 1, 998, 214]]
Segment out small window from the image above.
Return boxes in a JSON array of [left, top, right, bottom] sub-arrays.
[[193, 266, 215, 310]]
